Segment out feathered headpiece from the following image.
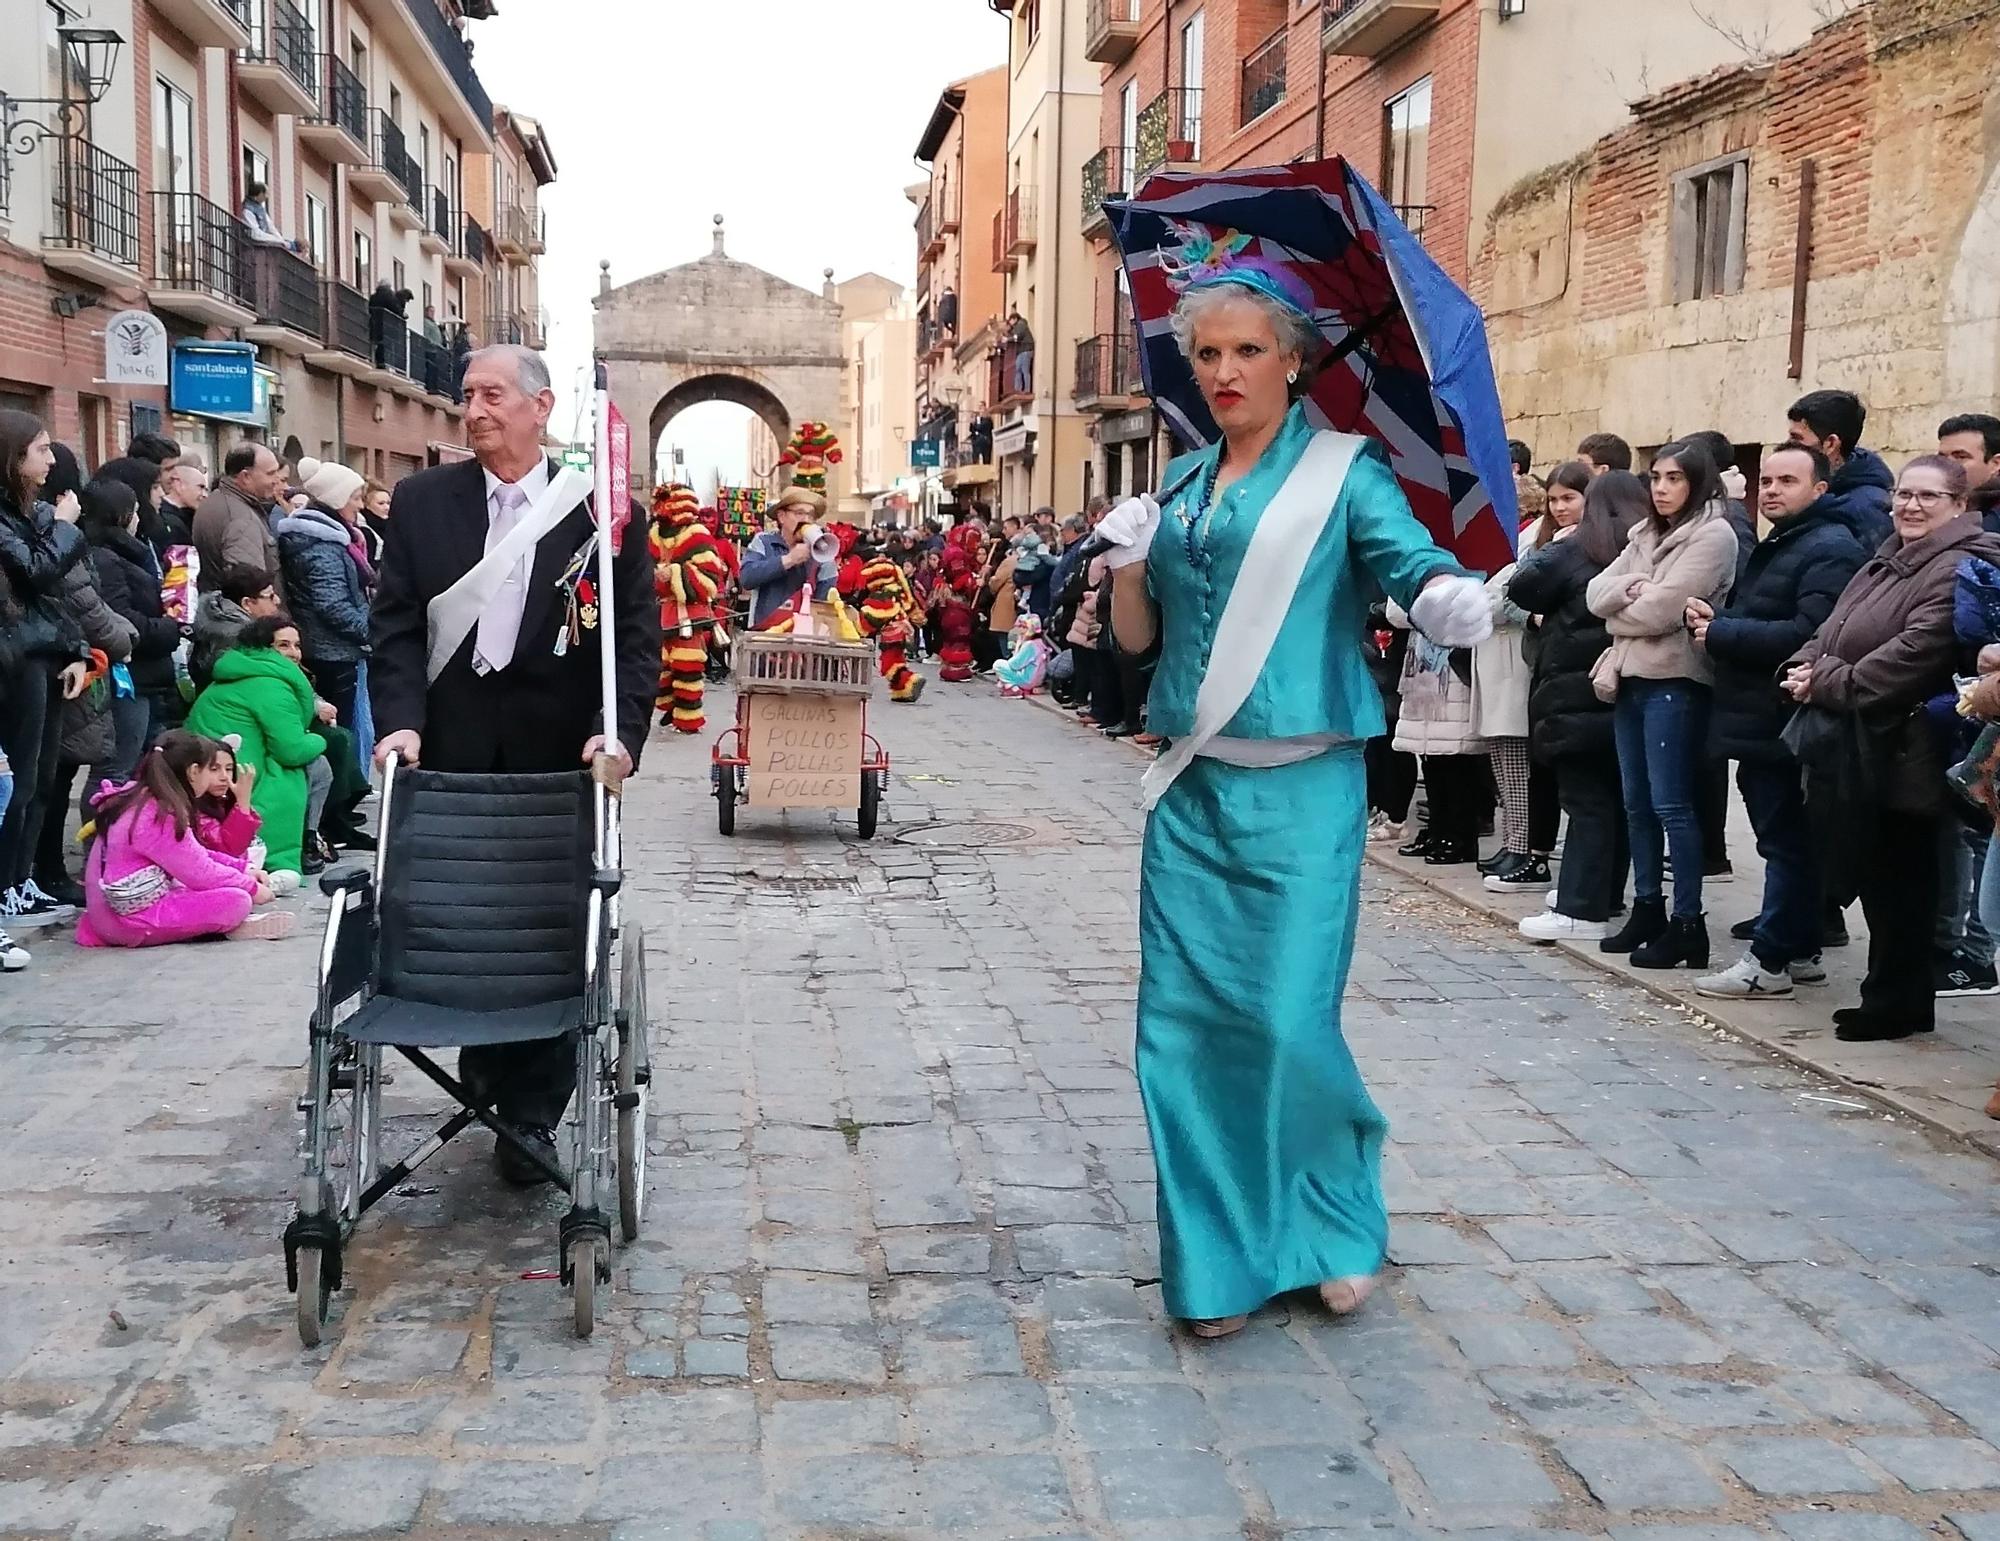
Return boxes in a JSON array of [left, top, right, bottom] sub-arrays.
[[1158, 219, 1316, 321]]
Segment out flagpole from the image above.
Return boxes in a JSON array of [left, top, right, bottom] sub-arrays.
[[591, 369, 620, 781]]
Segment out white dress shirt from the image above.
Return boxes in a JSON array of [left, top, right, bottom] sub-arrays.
[[473, 458, 551, 675]]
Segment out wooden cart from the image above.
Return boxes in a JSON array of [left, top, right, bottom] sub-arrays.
[[709, 629, 889, 838]]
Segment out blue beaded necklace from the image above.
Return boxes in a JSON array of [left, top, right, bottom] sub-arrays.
[[1181, 454, 1224, 568]]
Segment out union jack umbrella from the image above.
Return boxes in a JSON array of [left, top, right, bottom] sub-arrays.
[[1106, 157, 1519, 571]]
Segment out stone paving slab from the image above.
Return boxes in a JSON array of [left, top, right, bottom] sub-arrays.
[[3, 680, 2000, 1539]]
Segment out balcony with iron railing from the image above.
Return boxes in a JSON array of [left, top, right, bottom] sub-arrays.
[[1240, 26, 1288, 125], [994, 339, 1034, 408], [459, 215, 489, 268], [916, 199, 938, 265], [495, 204, 541, 263], [242, 243, 326, 351], [297, 53, 367, 165], [351, 109, 408, 203], [991, 208, 1013, 275], [1072, 331, 1147, 409], [43, 139, 141, 288], [1136, 87, 1203, 183], [420, 185, 453, 256], [1006, 187, 1038, 256], [146, 191, 253, 326], [1322, 0, 1441, 57], [1392, 203, 1435, 244], [154, 0, 252, 49], [1081, 145, 1135, 239], [1085, 0, 1143, 63], [388, 152, 425, 231], [395, 0, 494, 137], [305, 278, 375, 377], [238, 0, 317, 117], [370, 318, 410, 383]]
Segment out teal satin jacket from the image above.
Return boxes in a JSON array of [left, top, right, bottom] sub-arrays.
[[1145, 402, 1463, 742]]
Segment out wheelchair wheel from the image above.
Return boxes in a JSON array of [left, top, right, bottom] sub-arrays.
[[857, 769, 880, 840], [617, 926, 650, 1243], [296, 1246, 328, 1348], [569, 1238, 597, 1337], [715, 770, 736, 835]]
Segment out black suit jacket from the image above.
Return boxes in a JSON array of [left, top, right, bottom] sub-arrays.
[[368, 457, 659, 774]]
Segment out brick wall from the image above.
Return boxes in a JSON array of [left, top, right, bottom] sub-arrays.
[[1478, 0, 2000, 466]]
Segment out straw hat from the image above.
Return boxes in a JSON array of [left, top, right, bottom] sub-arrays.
[[771, 486, 826, 519]]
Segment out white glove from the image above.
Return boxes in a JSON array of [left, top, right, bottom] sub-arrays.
[[1409, 574, 1493, 649], [1097, 494, 1161, 571], [1721, 465, 1747, 502]]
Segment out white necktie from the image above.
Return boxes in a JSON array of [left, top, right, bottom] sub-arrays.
[[474, 483, 531, 674]]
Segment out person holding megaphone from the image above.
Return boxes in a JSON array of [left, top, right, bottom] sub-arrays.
[[739, 486, 838, 630]]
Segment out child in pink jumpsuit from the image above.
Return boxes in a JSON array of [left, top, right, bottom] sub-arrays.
[[77, 731, 290, 948]]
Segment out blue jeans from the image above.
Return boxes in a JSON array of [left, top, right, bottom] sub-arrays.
[[1980, 832, 2000, 948], [351, 659, 375, 779], [1737, 757, 1819, 969], [1613, 678, 1710, 919]]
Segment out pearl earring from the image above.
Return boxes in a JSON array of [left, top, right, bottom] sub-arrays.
[[1287, 370, 1299, 384]]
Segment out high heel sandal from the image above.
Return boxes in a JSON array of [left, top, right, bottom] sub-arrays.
[[1318, 1276, 1378, 1317], [1188, 1315, 1249, 1339]]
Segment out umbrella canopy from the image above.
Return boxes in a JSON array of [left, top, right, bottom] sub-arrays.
[[1106, 157, 1518, 572]]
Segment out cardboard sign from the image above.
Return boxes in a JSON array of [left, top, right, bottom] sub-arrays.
[[745, 693, 864, 808]]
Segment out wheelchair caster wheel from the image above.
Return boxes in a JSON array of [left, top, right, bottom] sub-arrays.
[[296, 1246, 329, 1348], [569, 1238, 598, 1338]]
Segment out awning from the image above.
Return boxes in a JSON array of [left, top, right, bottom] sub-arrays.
[[943, 461, 997, 488]]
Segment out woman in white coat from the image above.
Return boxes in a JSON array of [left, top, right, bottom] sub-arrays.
[[1389, 601, 1487, 866], [1473, 564, 1543, 891]]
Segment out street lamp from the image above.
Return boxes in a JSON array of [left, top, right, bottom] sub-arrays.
[[2, 26, 124, 162]]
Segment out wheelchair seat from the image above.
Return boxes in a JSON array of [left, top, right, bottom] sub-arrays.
[[354, 767, 596, 1048]]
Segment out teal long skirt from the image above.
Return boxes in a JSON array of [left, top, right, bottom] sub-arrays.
[[1136, 746, 1389, 1322]]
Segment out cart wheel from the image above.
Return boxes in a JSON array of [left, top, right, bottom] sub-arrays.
[[716, 771, 736, 836], [296, 1246, 327, 1348], [857, 769, 880, 840], [617, 927, 650, 1243], [570, 1238, 597, 1337]]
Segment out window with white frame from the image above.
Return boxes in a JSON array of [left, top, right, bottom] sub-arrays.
[[304, 193, 330, 274], [1671, 153, 1749, 302]]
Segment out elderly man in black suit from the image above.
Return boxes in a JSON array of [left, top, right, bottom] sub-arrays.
[[368, 342, 658, 1181]]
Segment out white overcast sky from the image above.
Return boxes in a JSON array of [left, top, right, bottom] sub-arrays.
[[470, 1, 1007, 480]]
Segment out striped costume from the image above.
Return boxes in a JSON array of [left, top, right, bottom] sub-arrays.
[[853, 554, 927, 703], [650, 485, 731, 734]]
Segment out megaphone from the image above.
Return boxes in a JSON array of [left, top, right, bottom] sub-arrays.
[[799, 524, 840, 564]]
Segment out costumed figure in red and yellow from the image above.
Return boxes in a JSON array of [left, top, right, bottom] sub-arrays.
[[936, 572, 979, 682], [649, 483, 731, 733], [854, 547, 929, 702]]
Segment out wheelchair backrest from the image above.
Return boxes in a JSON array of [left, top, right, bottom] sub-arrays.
[[376, 769, 595, 1011]]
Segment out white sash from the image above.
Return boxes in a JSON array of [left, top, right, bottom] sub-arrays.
[[1141, 430, 1368, 810], [425, 466, 591, 685]]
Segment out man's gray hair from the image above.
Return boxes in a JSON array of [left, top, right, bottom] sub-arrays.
[[467, 343, 552, 397]]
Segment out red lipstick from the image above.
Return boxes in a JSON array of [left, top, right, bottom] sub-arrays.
[[1214, 389, 1244, 406]]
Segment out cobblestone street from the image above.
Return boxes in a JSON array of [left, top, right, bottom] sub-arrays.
[[5, 681, 2000, 1541]]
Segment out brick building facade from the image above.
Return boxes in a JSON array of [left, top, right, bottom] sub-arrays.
[[0, 0, 550, 484], [1482, 0, 2000, 468]]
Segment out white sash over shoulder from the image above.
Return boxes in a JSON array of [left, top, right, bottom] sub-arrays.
[[1141, 430, 1368, 810], [425, 466, 591, 685]]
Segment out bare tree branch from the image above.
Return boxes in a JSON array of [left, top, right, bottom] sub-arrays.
[[1688, 0, 1776, 60]]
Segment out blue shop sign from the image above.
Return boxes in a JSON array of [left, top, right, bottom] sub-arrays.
[[170, 342, 265, 423]]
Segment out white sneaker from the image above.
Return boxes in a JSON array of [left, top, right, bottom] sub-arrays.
[[1788, 954, 1827, 986], [1695, 955, 1793, 1000], [267, 869, 301, 897], [0, 931, 26, 971], [1545, 889, 1558, 909], [1519, 910, 1611, 943]]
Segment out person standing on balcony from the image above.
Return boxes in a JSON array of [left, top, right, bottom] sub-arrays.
[[240, 182, 301, 254], [1008, 308, 1035, 397]]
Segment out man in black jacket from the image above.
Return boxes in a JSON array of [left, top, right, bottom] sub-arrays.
[[368, 344, 658, 1180], [1787, 389, 1894, 551], [1686, 443, 1866, 999], [1940, 412, 2000, 535]]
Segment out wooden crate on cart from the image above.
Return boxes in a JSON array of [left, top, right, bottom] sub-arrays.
[[735, 630, 874, 698]]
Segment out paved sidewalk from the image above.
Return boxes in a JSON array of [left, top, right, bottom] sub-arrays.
[[3, 679, 2000, 1540]]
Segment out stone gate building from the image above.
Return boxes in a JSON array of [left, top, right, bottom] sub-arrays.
[[592, 218, 844, 489]]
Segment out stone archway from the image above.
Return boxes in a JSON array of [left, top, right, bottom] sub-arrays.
[[592, 217, 844, 489], [647, 372, 791, 487]]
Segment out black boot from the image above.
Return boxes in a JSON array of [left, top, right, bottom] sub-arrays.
[[1477, 847, 1519, 877], [1631, 913, 1710, 970], [1600, 897, 1668, 955], [1425, 839, 1478, 866], [1396, 830, 1435, 859]]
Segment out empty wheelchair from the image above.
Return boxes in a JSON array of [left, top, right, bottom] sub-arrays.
[[283, 753, 650, 1345]]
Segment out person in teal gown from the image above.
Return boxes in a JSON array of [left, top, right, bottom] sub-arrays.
[[1100, 257, 1493, 1337]]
